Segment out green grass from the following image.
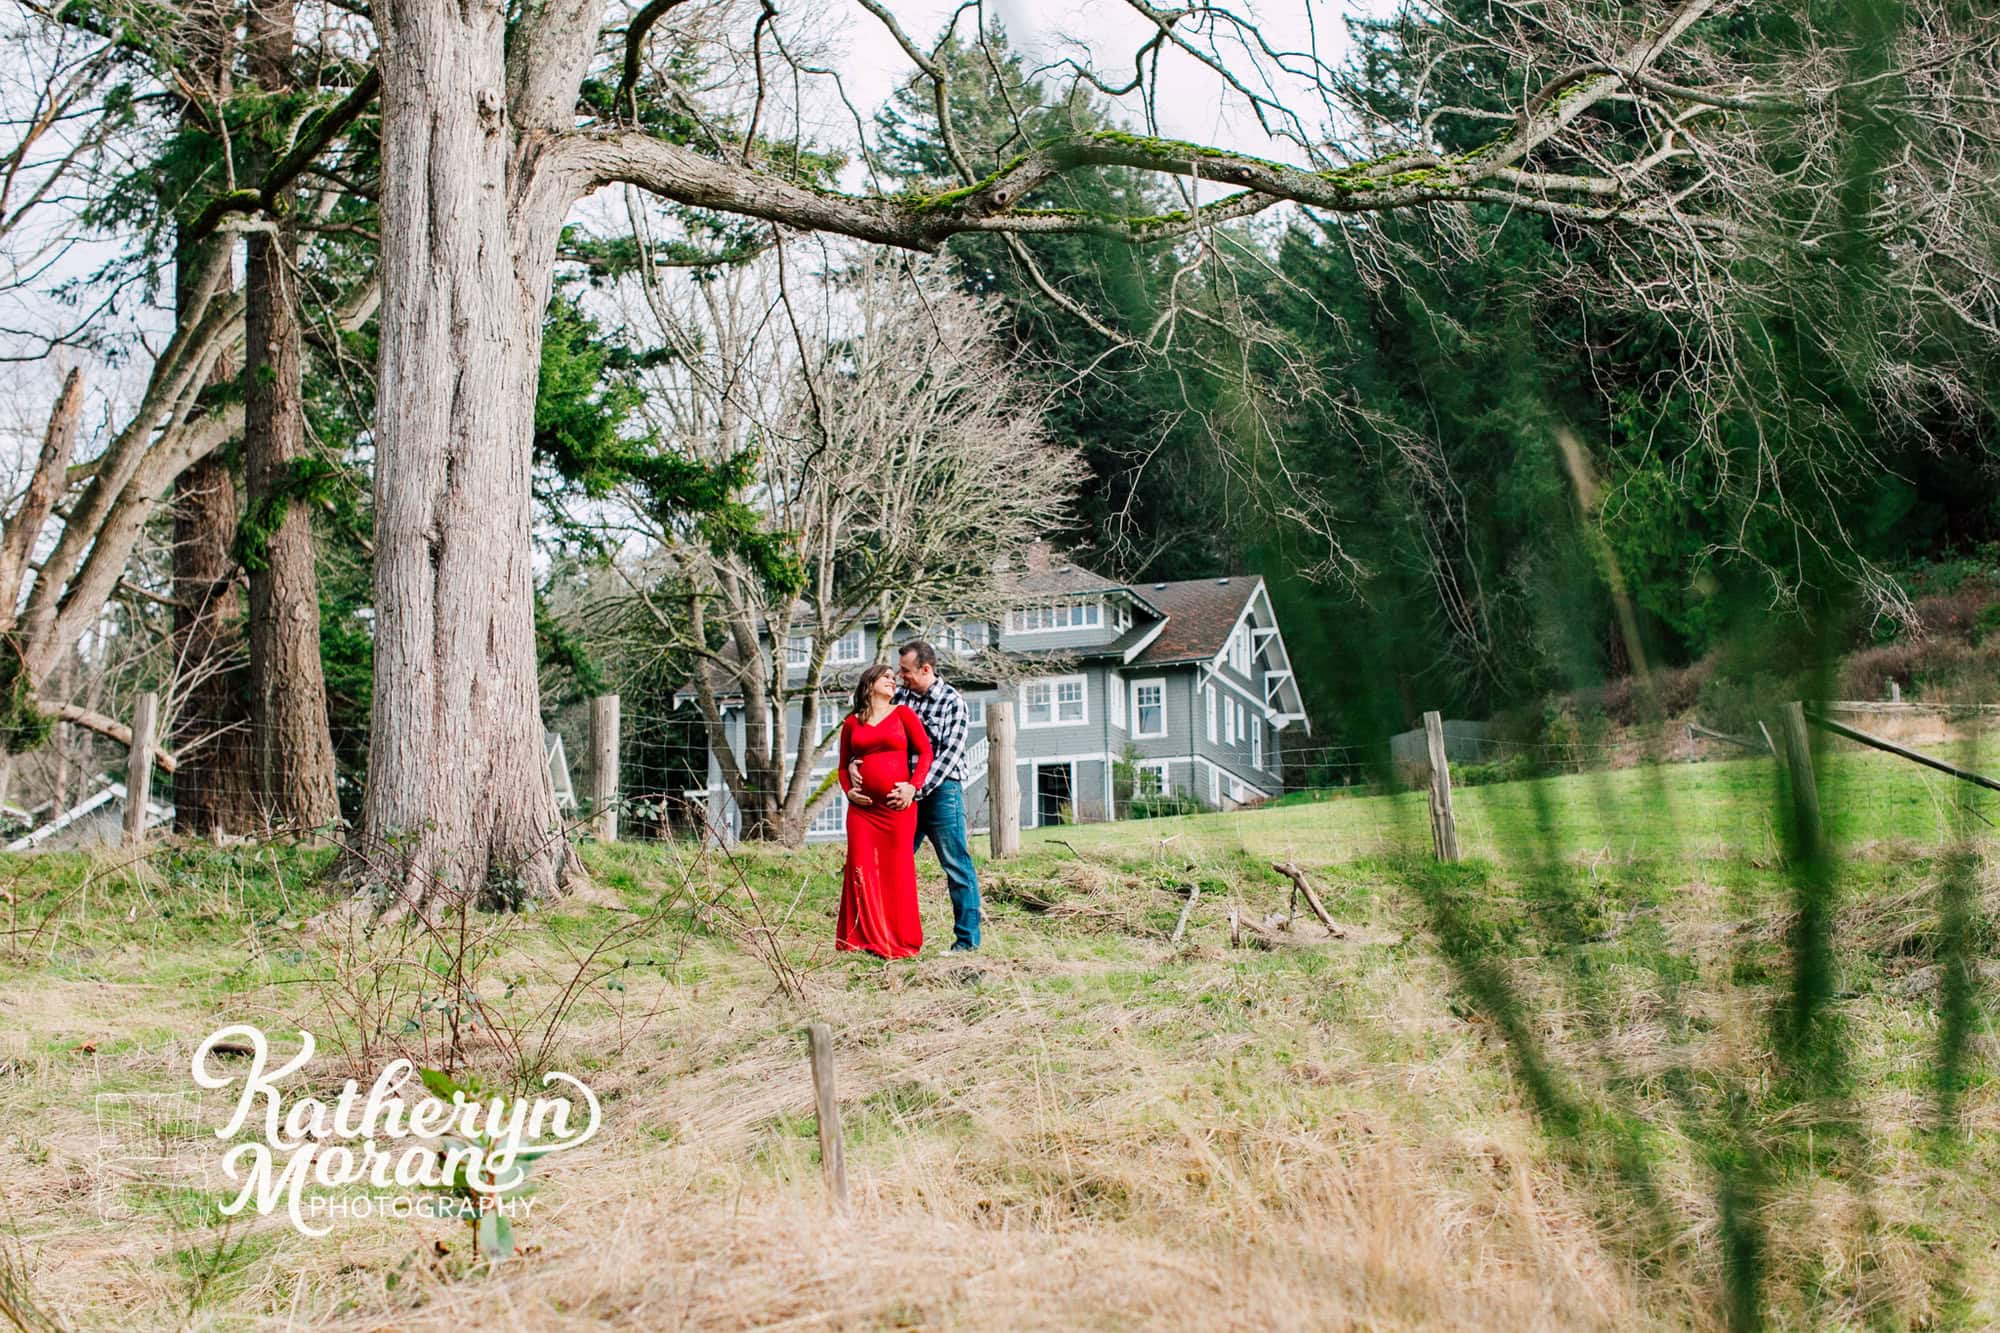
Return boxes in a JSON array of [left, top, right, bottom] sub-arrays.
[[1041, 743, 2000, 865], [0, 746, 1995, 1328]]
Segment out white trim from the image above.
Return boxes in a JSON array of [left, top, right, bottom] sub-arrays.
[[1028, 760, 1079, 828], [1223, 696, 1236, 745], [1008, 601, 1104, 635], [829, 626, 867, 665], [1250, 716, 1263, 770], [9, 781, 174, 852], [1019, 673, 1089, 728], [1129, 676, 1168, 739], [1227, 625, 1251, 675], [1120, 618, 1168, 663], [1205, 685, 1218, 743], [1239, 581, 1312, 735], [1108, 669, 1126, 730], [1192, 754, 1273, 805], [1202, 660, 1285, 729], [807, 786, 849, 835], [1209, 583, 1262, 676]]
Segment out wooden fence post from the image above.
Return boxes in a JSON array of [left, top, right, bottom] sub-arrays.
[[123, 691, 158, 848], [590, 693, 620, 842], [1778, 701, 1823, 855], [987, 698, 1019, 858], [806, 1022, 848, 1214], [1423, 710, 1460, 862]]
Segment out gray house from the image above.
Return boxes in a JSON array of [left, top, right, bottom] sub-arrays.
[[682, 554, 1310, 842]]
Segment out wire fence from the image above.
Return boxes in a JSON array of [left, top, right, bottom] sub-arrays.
[[16, 693, 1951, 850]]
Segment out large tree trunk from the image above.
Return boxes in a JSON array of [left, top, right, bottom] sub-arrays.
[[168, 15, 256, 838], [359, 1, 577, 906], [243, 0, 340, 835], [171, 451, 259, 835]]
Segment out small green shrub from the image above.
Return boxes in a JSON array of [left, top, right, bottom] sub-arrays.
[[1127, 793, 1206, 820], [1450, 754, 1542, 788]]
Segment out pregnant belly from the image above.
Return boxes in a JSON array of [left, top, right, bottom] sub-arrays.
[[856, 749, 911, 799]]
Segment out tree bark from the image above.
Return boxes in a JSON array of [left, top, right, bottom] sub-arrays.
[[167, 15, 256, 838], [243, 0, 341, 835], [171, 450, 258, 835], [358, 0, 581, 906]]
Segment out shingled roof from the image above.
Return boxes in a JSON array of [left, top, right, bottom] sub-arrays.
[[997, 561, 1162, 617], [1126, 577, 1260, 666]]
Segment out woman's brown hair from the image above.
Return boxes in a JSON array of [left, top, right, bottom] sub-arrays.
[[851, 663, 896, 718]]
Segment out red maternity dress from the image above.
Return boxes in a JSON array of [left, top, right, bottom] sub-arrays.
[[835, 704, 934, 959]]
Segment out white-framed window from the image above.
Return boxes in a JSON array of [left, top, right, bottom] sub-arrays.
[[786, 634, 810, 667], [1205, 685, 1218, 742], [1131, 678, 1166, 738], [967, 697, 986, 727], [830, 627, 866, 664], [1223, 695, 1236, 745], [1020, 675, 1086, 727], [1208, 764, 1220, 806], [1021, 675, 1084, 728], [1238, 700, 1248, 742], [817, 699, 843, 738], [1228, 624, 1251, 675], [1134, 761, 1168, 797], [1009, 602, 1102, 634], [1109, 672, 1126, 729], [1250, 718, 1263, 769], [809, 787, 847, 834], [1116, 602, 1131, 630]]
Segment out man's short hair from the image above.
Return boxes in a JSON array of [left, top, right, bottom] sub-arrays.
[[899, 639, 937, 669]]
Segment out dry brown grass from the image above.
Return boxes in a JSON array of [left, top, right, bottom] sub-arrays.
[[2, 825, 1996, 1330]]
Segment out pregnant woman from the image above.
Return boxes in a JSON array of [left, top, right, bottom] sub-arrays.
[[836, 663, 934, 959]]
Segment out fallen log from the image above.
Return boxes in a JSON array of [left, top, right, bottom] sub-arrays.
[[1170, 882, 1201, 944], [1271, 862, 1344, 937]]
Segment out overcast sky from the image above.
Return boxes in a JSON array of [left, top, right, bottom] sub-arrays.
[[830, 0, 1384, 164], [1, 0, 1397, 453]]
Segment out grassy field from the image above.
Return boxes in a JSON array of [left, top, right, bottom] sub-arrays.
[[0, 744, 1995, 1330]]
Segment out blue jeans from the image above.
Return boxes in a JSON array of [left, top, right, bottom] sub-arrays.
[[913, 779, 981, 949]]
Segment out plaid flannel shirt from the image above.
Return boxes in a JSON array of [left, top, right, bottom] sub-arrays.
[[895, 676, 969, 800]]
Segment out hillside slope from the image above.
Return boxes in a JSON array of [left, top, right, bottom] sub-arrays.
[[0, 752, 1995, 1329]]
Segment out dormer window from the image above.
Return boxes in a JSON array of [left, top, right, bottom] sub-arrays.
[[1009, 601, 1103, 633]]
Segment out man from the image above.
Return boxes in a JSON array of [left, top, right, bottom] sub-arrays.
[[852, 639, 982, 952]]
